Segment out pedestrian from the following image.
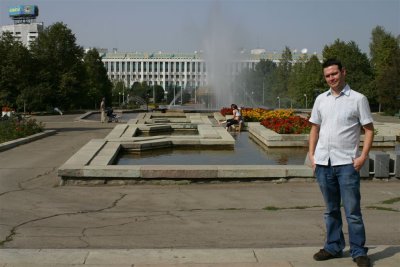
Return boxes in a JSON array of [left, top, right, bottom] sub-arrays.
[[100, 97, 106, 123], [219, 104, 242, 131], [308, 58, 374, 267]]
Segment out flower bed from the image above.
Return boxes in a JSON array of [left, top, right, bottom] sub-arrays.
[[0, 116, 44, 143], [220, 107, 311, 134]]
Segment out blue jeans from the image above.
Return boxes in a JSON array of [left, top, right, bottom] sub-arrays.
[[315, 162, 368, 258]]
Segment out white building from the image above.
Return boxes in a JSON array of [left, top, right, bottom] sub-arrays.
[[1, 22, 43, 48], [101, 49, 307, 90]]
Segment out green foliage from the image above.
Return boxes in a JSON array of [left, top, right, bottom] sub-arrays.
[[0, 22, 113, 112], [323, 39, 374, 100], [83, 48, 112, 109], [272, 46, 293, 99], [288, 55, 324, 107], [369, 26, 400, 114], [29, 22, 86, 110], [0, 116, 44, 143], [0, 32, 35, 110]]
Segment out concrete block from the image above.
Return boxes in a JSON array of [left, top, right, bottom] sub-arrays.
[[369, 151, 390, 178], [388, 151, 400, 178], [359, 154, 370, 178]]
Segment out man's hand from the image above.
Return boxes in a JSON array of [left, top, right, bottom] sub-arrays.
[[353, 155, 368, 171]]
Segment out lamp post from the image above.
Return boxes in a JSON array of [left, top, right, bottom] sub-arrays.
[[118, 92, 121, 107], [153, 85, 155, 104], [180, 86, 183, 105], [173, 85, 176, 106], [194, 85, 197, 104], [277, 96, 280, 109], [262, 80, 265, 105], [304, 94, 308, 109]]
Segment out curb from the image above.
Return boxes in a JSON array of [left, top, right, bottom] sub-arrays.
[[0, 130, 57, 152]]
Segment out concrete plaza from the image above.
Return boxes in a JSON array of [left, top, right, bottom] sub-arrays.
[[0, 113, 399, 266]]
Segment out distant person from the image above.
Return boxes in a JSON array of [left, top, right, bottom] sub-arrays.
[[100, 97, 106, 123], [219, 104, 242, 131], [308, 58, 374, 267]]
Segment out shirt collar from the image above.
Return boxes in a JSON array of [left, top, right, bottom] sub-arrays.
[[326, 84, 350, 97]]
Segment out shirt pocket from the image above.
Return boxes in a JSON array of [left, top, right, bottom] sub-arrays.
[[337, 102, 358, 126]]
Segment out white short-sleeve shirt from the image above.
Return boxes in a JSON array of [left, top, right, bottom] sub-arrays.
[[309, 85, 373, 166]]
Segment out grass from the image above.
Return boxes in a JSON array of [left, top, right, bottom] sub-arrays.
[[366, 206, 399, 212], [381, 197, 400, 204], [263, 205, 323, 211]]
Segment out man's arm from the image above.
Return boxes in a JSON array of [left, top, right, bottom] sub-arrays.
[[308, 123, 320, 171], [353, 123, 374, 171]]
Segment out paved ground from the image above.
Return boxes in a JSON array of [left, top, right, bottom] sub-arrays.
[[0, 113, 399, 266]]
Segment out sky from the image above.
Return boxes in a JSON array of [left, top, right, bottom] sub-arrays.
[[0, 0, 399, 56]]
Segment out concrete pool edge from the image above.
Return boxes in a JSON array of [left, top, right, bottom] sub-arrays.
[[58, 112, 399, 184]]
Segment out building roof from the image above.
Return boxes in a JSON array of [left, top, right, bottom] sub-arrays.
[[101, 50, 322, 62]]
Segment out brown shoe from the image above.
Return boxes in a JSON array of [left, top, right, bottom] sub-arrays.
[[313, 249, 342, 261], [354, 256, 371, 267]]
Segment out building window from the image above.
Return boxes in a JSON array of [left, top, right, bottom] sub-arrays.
[[138, 62, 142, 72]]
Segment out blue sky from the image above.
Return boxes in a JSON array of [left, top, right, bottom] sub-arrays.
[[1, 0, 399, 55]]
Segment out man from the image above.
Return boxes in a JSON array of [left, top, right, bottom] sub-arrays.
[[309, 58, 374, 267], [100, 97, 106, 123]]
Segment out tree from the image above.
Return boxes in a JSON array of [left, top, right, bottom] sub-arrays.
[[369, 26, 400, 114], [0, 32, 35, 111], [153, 85, 165, 103], [255, 59, 277, 107], [83, 48, 112, 109], [288, 55, 323, 108], [322, 39, 374, 102], [30, 22, 85, 110], [272, 46, 292, 101]]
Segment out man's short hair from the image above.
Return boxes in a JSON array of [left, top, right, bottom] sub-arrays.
[[322, 58, 343, 70]]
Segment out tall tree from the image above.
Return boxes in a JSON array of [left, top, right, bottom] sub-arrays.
[[30, 22, 85, 110], [255, 59, 277, 107], [369, 26, 400, 114], [272, 46, 292, 101], [0, 32, 34, 111], [323, 39, 374, 101], [83, 48, 112, 109], [288, 55, 323, 108]]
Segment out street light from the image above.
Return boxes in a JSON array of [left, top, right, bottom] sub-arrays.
[[118, 92, 121, 107], [277, 96, 280, 109], [304, 94, 308, 109], [173, 85, 176, 106]]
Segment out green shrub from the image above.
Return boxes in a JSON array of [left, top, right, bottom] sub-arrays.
[[0, 116, 44, 143]]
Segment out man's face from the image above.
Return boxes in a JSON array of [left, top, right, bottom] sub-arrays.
[[323, 65, 346, 91]]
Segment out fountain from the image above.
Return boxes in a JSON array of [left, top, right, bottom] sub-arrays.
[[58, 110, 315, 185]]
